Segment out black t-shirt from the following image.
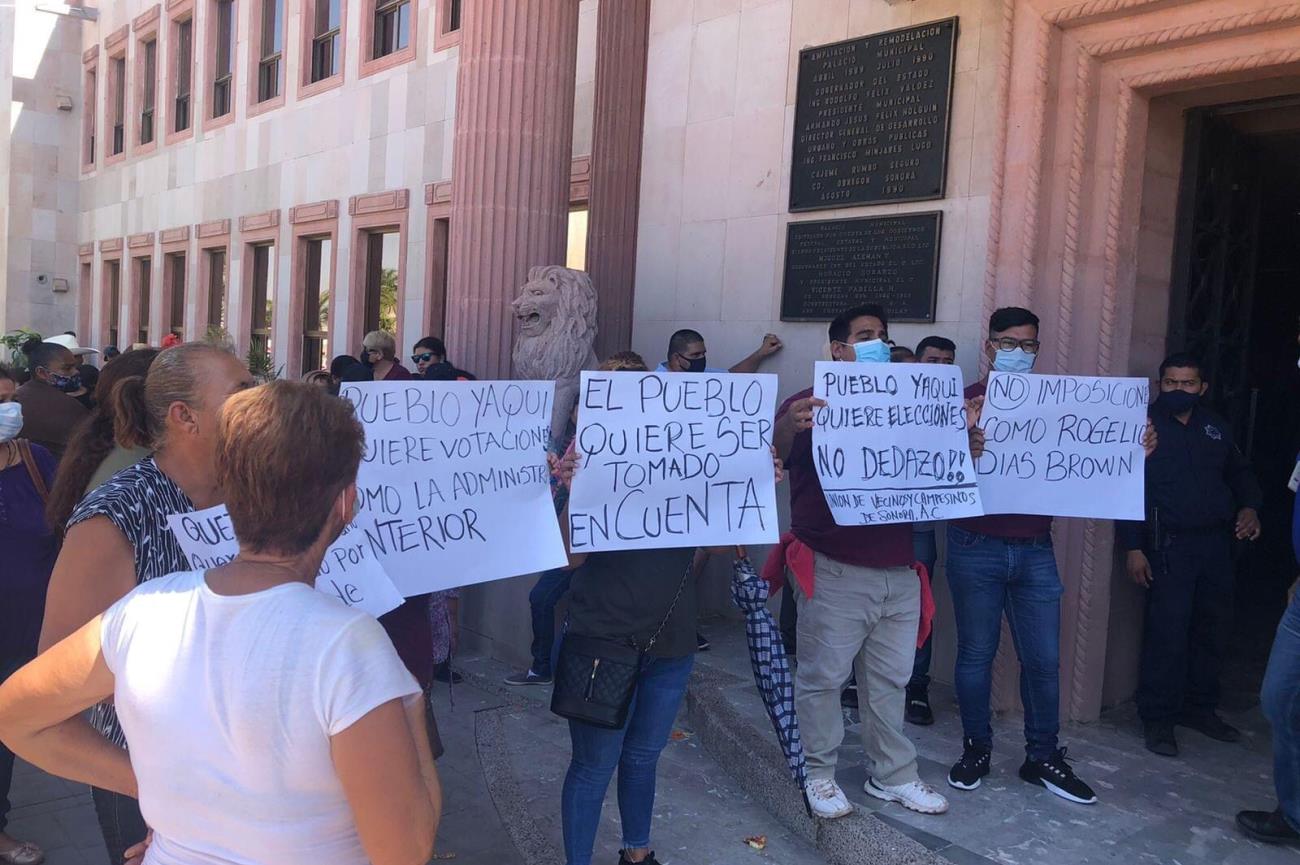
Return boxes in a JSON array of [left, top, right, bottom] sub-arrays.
[[565, 547, 697, 658]]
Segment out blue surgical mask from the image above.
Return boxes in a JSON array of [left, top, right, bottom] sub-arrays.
[[993, 347, 1036, 373], [852, 339, 891, 364], [0, 402, 22, 443]]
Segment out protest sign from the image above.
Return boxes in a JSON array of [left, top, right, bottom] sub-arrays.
[[811, 361, 982, 525], [566, 371, 780, 552], [167, 506, 406, 617], [340, 380, 568, 594], [974, 372, 1148, 519]]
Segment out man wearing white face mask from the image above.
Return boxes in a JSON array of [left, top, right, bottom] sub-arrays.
[[0, 393, 59, 865], [772, 304, 950, 819], [944, 307, 1102, 805]]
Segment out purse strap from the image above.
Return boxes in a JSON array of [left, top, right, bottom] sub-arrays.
[[16, 439, 50, 505], [640, 560, 693, 653]]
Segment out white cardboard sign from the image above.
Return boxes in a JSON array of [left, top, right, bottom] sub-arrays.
[[340, 380, 568, 594], [167, 506, 406, 617], [811, 361, 983, 525], [566, 371, 780, 551], [974, 372, 1148, 520]]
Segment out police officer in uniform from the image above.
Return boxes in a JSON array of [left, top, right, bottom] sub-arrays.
[[1119, 352, 1262, 757]]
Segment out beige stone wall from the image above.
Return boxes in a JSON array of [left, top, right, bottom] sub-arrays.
[[65, 0, 597, 365], [631, 0, 1000, 392], [1, 1, 84, 340]]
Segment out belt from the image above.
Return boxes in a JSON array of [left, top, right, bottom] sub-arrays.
[[957, 527, 1051, 546]]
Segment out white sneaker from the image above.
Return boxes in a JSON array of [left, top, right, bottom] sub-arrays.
[[804, 778, 854, 819], [864, 778, 949, 815]]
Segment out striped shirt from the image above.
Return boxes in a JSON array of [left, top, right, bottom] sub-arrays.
[[68, 456, 193, 746]]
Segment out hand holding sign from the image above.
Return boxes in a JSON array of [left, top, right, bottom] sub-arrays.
[[567, 371, 780, 552], [168, 505, 405, 617], [974, 372, 1148, 519], [812, 361, 983, 525]]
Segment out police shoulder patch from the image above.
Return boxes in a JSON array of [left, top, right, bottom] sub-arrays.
[[1203, 424, 1222, 441]]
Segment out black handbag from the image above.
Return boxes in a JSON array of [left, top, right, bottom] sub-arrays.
[[550, 564, 691, 730]]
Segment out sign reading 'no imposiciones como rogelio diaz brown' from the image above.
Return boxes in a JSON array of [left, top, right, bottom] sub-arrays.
[[789, 18, 957, 211]]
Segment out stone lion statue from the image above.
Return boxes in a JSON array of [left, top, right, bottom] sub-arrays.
[[511, 265, 599, 446]]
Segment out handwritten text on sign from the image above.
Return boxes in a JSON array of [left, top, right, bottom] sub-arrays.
[[567, 371, 780, 551], [167, 506, 406, 617], [340, 381, 568, 595], [812, 362, 982, 525], [975, 372, 1148, 520]]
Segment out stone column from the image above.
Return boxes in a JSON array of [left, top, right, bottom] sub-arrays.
[[445, 0, 581, 379], [587, 0, 650, 359]]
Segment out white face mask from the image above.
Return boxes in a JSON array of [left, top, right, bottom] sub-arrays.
[[0, 402, 23, 443]]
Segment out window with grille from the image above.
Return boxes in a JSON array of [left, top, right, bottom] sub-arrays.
[[206, 249, 227, 330], [257, 0, 282, 102], [111, 57, 125, 155], [166, 254, 186, 337], [174, 19, 192, 131], [106, 261, 121, 347], [302, 237, 332, 373], [372, 0, 410, 59], [212, 0, 234, 118], [136, 258, 152, 344], [311, 0, 341, 83], [362, 232, 399, 335], [250, 244, 275, 358], [141, 39, 156, 144]]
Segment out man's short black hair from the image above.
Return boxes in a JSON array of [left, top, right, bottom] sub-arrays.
[[668, 329, 705, 357], [1159, 352, 1205, 380], [916, 335, 956, 356], [329, 354, 359, 379], [828, 304, 889, 344], [414, 336, 447, 357], [988, 307, 1040, 335]]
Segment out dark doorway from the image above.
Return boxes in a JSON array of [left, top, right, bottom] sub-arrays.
[[1168, 97, 1300, 702]]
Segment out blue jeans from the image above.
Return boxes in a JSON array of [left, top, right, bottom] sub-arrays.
[[561, 654, 694, 865], [946, 526, 1062, 760], [1262, 589, 1300, 831], [529, 567, 574, 677], [909, 529, 938, 694]]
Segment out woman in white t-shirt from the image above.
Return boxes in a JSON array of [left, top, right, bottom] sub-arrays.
[[0, 380, 441, 865]]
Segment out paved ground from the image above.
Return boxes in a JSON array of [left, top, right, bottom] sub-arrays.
[[7, 614, 1297, 865]]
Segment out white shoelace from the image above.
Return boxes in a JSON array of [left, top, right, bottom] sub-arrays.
[[808, 779, 842, 801]]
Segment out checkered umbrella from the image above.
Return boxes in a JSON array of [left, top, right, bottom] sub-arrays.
[[730, 555, 807, 789]]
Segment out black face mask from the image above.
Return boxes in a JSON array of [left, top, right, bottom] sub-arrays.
[[423, 360, 457, 381], [682, 355, 707, 373], [1155, 389, 1200, 415]]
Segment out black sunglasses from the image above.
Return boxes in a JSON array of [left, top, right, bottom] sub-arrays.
[[411, 352, 438, 365]]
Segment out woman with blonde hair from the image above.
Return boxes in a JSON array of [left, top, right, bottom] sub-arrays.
[[36, 342, 253, 863], [361, 331, 412, 382], [0, 381, 440, 865]]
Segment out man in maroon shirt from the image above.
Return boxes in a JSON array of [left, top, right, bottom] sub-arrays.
[[944, 307, 1101, 805], [774, 304, 950, 819]]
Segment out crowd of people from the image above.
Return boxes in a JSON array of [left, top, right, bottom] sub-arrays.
[[0, 305, 1293, 865]]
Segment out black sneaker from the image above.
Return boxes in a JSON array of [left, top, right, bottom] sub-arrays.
[[618, 850, 663, 865], [1236, 809, 1300, 845], [1019, 748, 1097, 804], [696, 632, 711, 652], [1177, 710, 1241, 743], [947, 738, 991, 790], [1143, 722, 1178, 757], [905, 691, 935, 726]]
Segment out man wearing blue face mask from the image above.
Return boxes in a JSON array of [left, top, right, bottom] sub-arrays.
[[773, 303, 952, 819], [945, 307, 1103, 805], [13, 337, 87, 461], [1117, 353, 1261, 758]]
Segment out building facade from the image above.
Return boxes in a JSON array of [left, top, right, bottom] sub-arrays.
[[4, 0, 1299, 721]]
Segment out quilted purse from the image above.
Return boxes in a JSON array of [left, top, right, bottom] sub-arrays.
[[550, 563, 690, 730]]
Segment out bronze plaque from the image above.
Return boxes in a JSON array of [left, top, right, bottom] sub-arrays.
[[789, 18, 957, 212], [780, 212, 941, 323]]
